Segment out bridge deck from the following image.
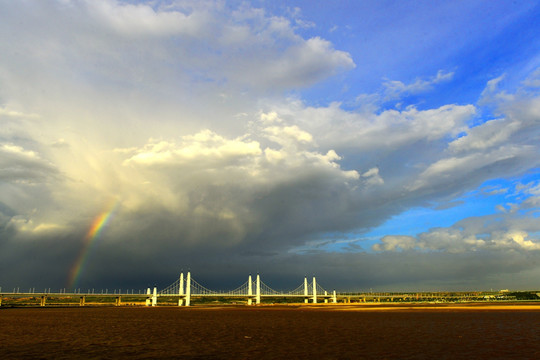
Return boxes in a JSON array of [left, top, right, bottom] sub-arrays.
[[0, 292, 332, 298], [0, 292, 490, 299]]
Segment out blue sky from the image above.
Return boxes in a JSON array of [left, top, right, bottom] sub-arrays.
[[275, 1, 540, 107], [0, 0, 539, 292]]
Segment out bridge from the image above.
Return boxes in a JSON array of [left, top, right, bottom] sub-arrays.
[[1, 272, 510, 307], [0, 272, 336, 307], [159, 273, 336, 306]]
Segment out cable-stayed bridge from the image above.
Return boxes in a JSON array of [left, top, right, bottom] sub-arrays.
[[158, 272, 336, 306]]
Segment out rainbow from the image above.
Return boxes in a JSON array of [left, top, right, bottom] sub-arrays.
[[68, 200, 119, 290]]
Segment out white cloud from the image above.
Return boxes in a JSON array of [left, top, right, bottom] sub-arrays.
[[10, 217, 66, 235], [408, 145, 531, 192], [270, 101, 475, 152], [362, 167, 384, 186], [0, 143, 57, 185], [451, 74, 540, 156], [0, 107, 39, 119], [372, 235, 416, 251], [517, 181, 540, 208], [124, 130, 262, 166], [449, 118, 518, 152], [522, 68, 540, 88], [480, 74, 507, 102], [258, 36, 354, 88], [493, 230, 540, 250], [374, 227, 540, 253], [87, 0, 207, 37], [264, 125, 313, 146], [382, 70, 454, 101], [1, 144, 39, 160]]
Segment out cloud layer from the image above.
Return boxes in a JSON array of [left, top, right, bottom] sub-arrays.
[[1, 0, 539, 291]]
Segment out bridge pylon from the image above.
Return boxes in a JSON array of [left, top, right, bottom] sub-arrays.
[[145, 288, 151, 306], [185, 271, 191, 306], [248, 274, 253, 305], [178, 272, 184, 306], [256, 274, 261, 304], [312, 276, 317, 304], [304, 277, 308, 303]]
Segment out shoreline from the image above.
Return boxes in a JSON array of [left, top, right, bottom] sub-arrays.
[[2, 301, 540, 311]]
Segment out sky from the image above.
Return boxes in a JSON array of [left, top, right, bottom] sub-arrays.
[[1, 0, 540, 292]]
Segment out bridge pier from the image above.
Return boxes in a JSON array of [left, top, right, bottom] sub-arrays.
[[115, 296, 122, 306], [324, 291, 328, 303], [80, 296, 86, 307], [332, 290, 337, 303], [40, 295, 47, 307]]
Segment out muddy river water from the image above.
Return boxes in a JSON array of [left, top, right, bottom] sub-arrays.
[[1, 305, 539, 359]]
